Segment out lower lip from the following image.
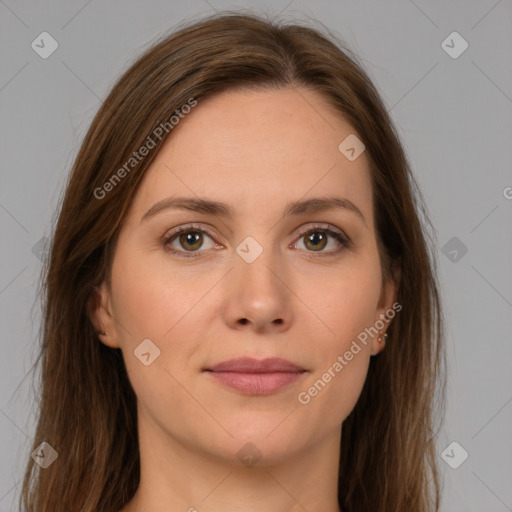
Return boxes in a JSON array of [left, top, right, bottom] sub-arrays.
[[206, 371, 305, 395]]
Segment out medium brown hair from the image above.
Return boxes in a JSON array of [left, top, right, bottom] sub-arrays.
[[20, 10, 446, 512]]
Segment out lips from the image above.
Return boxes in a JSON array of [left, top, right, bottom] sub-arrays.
[[203, 357, 307, 395]]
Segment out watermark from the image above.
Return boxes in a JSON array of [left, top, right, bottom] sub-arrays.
[[441, 31, 468, 59], [441, 441, 469, 469], [133, 338, 161, 366], [31, 31, 59, 59], [31, 441, 58, 468], [93, 97, 198, 200], [441, 236, 468, 263], [297, 301, 402, 405], [237, 441, 262, 467], [338, 133, 365, 161]]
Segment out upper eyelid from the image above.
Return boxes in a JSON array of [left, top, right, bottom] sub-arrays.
[[295, 222, 344, 237]]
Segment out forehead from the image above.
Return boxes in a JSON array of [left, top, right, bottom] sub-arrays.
[[127, 87, 374, 227]]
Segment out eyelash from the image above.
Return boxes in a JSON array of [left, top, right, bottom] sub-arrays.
[[161, 223, 352, 259]]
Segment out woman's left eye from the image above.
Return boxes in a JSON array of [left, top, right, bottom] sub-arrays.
[[292, 225, 350, 254], [162, 223, 351, 259]]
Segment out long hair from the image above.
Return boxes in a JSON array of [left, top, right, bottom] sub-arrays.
[[20, 10, 446, 512]]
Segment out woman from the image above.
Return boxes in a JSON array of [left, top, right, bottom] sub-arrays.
[[21, 10, 446, 512]]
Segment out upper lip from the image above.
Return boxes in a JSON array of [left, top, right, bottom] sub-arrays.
[[204, 357, 305, 373]]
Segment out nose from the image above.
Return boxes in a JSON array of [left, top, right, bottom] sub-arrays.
[[221, 245, 294, 335]]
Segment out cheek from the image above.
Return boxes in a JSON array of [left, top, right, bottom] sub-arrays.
[[110, 246, 208, 340], [297, 296, 376, 431], [109, 248, 219, 385], [308, 354, 370, 430], [294, 256, 381, 425], [109, 252, 208, 415], [302, 255, 382, 351]]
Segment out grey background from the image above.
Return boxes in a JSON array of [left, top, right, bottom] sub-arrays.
[[1, 1, 511, 511]]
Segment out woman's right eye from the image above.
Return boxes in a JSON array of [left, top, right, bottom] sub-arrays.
[[162, 226, 218, 259]]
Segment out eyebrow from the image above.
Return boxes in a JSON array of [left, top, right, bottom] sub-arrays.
[[141, 195, 367, 225]]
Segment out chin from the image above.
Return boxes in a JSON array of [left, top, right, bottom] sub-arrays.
[[203, 422, 308, 467]]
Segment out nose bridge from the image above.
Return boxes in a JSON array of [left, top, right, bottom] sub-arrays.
[[234, 232, 283, 295]]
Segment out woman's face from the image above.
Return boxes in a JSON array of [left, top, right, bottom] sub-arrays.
[[92, 86, 398, 465]]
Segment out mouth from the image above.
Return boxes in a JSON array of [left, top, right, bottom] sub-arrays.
[[202, 357, 308, 395]]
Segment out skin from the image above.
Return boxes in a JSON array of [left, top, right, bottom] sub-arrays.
[[89, 86, 399, 512]]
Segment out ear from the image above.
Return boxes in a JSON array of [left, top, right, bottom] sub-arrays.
[[87, 282, 121, 349], [371, 259, 401, 356]]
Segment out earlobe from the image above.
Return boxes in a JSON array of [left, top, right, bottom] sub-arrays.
[[87, 283, 120, 348]]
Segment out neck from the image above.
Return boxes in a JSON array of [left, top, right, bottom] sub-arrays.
[[120, 407, 343, 512]]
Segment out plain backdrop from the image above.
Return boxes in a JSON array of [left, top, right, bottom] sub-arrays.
[[1, 1, 511, 511]]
